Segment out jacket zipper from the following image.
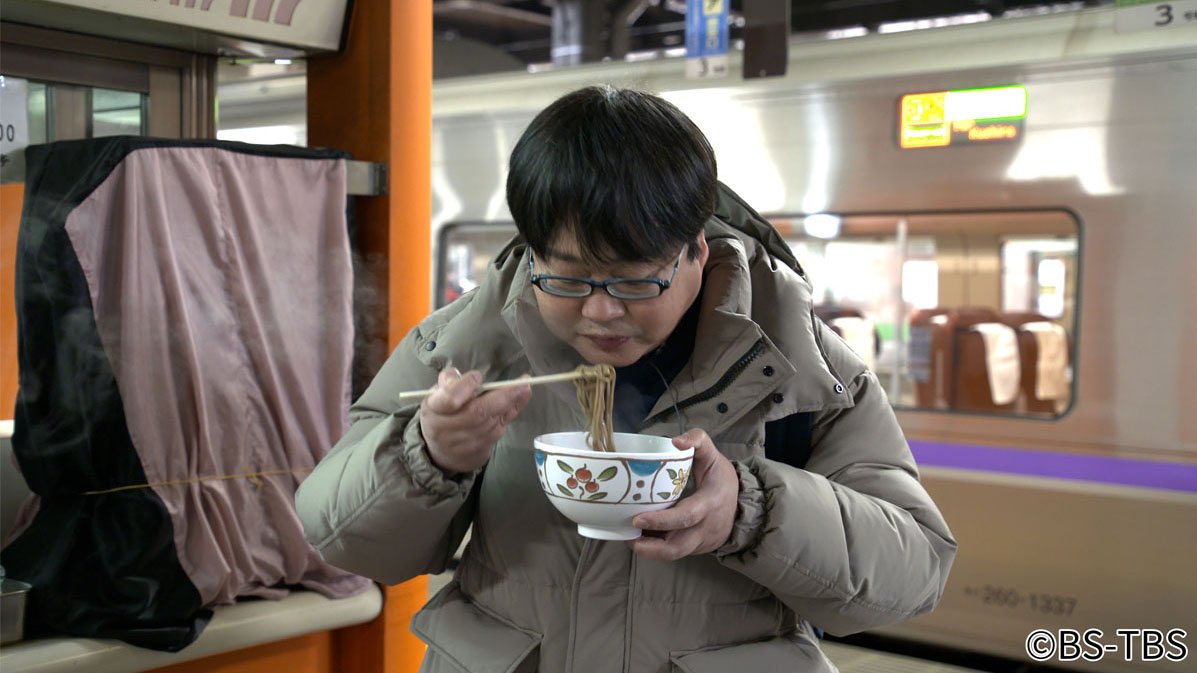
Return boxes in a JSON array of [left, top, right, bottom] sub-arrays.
[[643, 338, 767, 427]]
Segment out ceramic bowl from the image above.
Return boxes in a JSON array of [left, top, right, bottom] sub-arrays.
[[532, 431, 694, 540]]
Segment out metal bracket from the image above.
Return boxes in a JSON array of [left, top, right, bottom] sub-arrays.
[[346, 160, 387, 196]]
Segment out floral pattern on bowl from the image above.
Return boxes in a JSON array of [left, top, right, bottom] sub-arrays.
[[554, 460, 621, 501], [532, 432, 695, 540], [536, 451, 629, 502]]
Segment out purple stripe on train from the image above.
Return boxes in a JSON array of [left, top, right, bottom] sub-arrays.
[[908, 440, 1197, 493]]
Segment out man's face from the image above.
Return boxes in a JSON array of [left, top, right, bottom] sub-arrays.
[[532, 233, 708, 368]]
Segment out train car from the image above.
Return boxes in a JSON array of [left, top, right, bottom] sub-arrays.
[[425, 7, 1197, 673]]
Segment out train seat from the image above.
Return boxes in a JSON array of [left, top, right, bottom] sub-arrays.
[[947, 308, 1015, 411], [953, 321, 1020, 411], [909, 308, 956, 409], [1001, 313, 1070, 414], [909, 307, 1027, 412], [814, 306, 879, 371], [829, 316, 877, 370]]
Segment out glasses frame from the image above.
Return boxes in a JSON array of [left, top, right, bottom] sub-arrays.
[[528, 249, 684, 300]]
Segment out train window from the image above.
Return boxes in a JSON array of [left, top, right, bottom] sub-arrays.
[[436, 222, 518, 307], [435, 211, 1079, 419], [8, 80, 148, 146], [775, 210, 1078, 418], [90, 87, 147, 137]]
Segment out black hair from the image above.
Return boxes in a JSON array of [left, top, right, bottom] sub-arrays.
[[506, 85, 717, 266]]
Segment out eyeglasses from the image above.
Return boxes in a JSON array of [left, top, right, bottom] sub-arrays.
[[528, 249, 684, 300]]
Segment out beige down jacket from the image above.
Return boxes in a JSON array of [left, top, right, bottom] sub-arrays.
[[296, 191, 957, 673]]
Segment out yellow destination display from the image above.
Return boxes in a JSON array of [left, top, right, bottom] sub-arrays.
[[900, 85, 1027, 149]]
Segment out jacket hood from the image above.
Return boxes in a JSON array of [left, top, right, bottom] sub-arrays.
[[711, 182, 806, 278]]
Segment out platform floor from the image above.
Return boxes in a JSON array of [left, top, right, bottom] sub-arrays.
[[821, 640, 985, 673]]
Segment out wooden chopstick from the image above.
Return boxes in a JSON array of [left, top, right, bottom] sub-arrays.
[[396, 370, 587, 401]]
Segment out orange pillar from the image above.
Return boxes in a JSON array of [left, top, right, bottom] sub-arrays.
[[307, 1, 432, 672], [1, 184, 24, 417], [386, 0, 434, 346]]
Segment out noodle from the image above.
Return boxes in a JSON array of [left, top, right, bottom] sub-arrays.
[[573, 364, 616, 452]]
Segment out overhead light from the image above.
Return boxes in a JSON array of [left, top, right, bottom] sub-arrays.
[[826, 27, 868, 40], [274, 58, 293, 66], [803, 213, 841, 239]]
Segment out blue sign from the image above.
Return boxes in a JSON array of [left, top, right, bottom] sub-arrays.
[[685, 0, 729, 77], [686, 0, 728, 58]]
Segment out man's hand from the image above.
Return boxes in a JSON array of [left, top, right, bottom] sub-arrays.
[[421, 368, 532, 475], [628, 429, 739, 561]]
